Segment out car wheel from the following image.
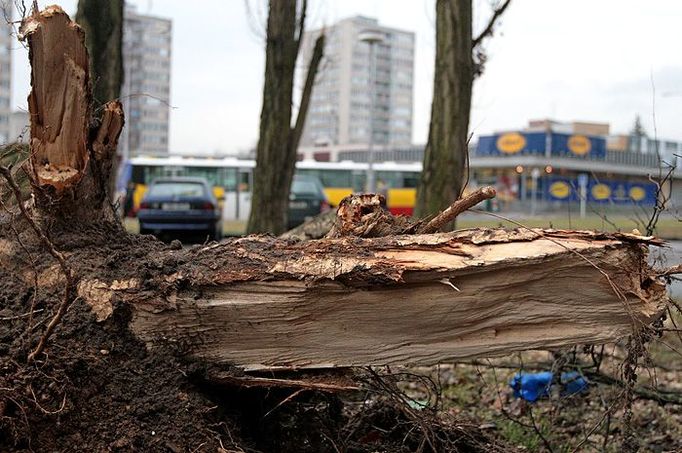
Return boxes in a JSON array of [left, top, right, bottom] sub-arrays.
[[212, 224, 223, 241]]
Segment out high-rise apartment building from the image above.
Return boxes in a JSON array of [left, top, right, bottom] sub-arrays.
[[300, 16, 414, 149], [0, 2, 12, 144], [120, 6, 172, 157]]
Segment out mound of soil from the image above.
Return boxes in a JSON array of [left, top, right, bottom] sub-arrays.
[[0, 219, 506, 452]]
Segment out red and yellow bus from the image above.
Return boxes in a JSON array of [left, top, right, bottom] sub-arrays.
[[119, 157, 423, 220]]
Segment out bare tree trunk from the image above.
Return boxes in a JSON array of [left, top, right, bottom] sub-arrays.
[[75, 0, 124, 200], [416, 0, 511, 221], [416, 0, 473, 220], [247, 0, 324, 235], [76, 0, 124, 110]]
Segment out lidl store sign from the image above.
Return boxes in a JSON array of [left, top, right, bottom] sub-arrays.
[[496, 132, 527, 154], [478, 132, 606, 158], [549, 180, 572, 199], [567, 135, 591, 155], [545, 177, 656, 205]]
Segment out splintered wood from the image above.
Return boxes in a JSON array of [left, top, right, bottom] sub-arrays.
[[20, 6, 91, 191], [18, 6, 124, 221], [129, 229, 668, 371]]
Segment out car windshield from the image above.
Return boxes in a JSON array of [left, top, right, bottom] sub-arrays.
[[148, 181, 205, 198], [292, 179, 319, 195]]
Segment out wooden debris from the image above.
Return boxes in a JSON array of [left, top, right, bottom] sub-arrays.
[[326, 193, 419, 238], [7, 4, 671, 380]]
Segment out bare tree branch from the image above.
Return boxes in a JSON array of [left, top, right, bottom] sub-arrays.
[[472, 0, 511, 48], [419, 186, 496, 234], [290, 32, 324, 156], [294, 0, 307, 55]]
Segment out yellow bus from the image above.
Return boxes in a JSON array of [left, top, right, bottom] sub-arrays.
[[119, 157, 423, 220]]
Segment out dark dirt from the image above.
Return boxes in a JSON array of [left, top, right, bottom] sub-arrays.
[[0, 217, 507, 452]]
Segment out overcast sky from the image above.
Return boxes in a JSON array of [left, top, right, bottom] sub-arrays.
[[11, 0, 682, 154]]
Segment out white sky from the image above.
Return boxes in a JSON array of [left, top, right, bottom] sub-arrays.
[[11, 0, 682, 154]]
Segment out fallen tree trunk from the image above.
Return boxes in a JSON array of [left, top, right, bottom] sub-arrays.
[[118, 229, 667, 370], [2, 5, 669, 372]]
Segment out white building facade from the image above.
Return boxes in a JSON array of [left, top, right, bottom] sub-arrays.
[[0, 3, 11, 144], [299, 16, 414, 154], [120, 6, 172, 157]]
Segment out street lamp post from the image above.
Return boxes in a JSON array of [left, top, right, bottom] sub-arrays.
[[530, 167, 540, 216], [358, 30, 384, 193]]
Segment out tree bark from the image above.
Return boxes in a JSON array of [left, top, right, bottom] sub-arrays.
[[416, 0, 511, 222], [416, 0, 473, 220], [75, 0, 124, 110], [247, 0, 325, 235]]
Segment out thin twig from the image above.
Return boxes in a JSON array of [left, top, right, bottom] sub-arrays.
[[0, 308, 44, 321], [262, 389, 305, 419], [472, 0, 512, 48], [419, 186, 496, 234], [0, 164, 77, 361], [658, 263, 682, 277]]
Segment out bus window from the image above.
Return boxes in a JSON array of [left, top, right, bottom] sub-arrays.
[[351, 170, 366, 192], [219, 167, 237, 191], [182, 166, 221, 186], [298, 169, 352, 188], [144, 165, 177, 183], [131, 165, 146, 184], [376, 171, 401, 188], [402, 172, 419, 188], [238, 169, 251, 192]]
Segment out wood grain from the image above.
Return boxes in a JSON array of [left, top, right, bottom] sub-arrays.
[[127, 229, 668, 371]]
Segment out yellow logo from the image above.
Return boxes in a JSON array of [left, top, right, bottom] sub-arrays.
[[629, 186, 646, 201], [549, 181, 571, 199], [568, 135, 591, 155], [591, 183, 611, 200], [497, 132, 526, 154]]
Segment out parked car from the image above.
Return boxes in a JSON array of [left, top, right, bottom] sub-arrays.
[[138, 177, 222, 240], [287, 175, 330, 229]]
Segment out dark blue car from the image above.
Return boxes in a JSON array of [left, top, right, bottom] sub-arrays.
[[287, 175, 330, 229], [138, 177, 222, 240]]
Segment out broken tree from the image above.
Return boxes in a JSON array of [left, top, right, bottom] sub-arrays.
[[0, 6, 674, 451], [1, 5, 670, 373]]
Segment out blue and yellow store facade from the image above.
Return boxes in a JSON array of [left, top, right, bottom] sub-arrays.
[[474, 131, 659, 208]]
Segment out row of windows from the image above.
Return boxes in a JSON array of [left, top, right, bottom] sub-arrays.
[[134, 163, 421, 194], [128, 108, 169, 120], [142, 34, 170, 47], [140, 83, 170, 94], [297, 168, 417, 191], [144, 71, 170, 82], [141, 135, 167, 145], [138, 122, 167, 132]]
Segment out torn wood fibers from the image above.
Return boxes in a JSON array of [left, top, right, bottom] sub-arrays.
[[87, 228, 667, 371]]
